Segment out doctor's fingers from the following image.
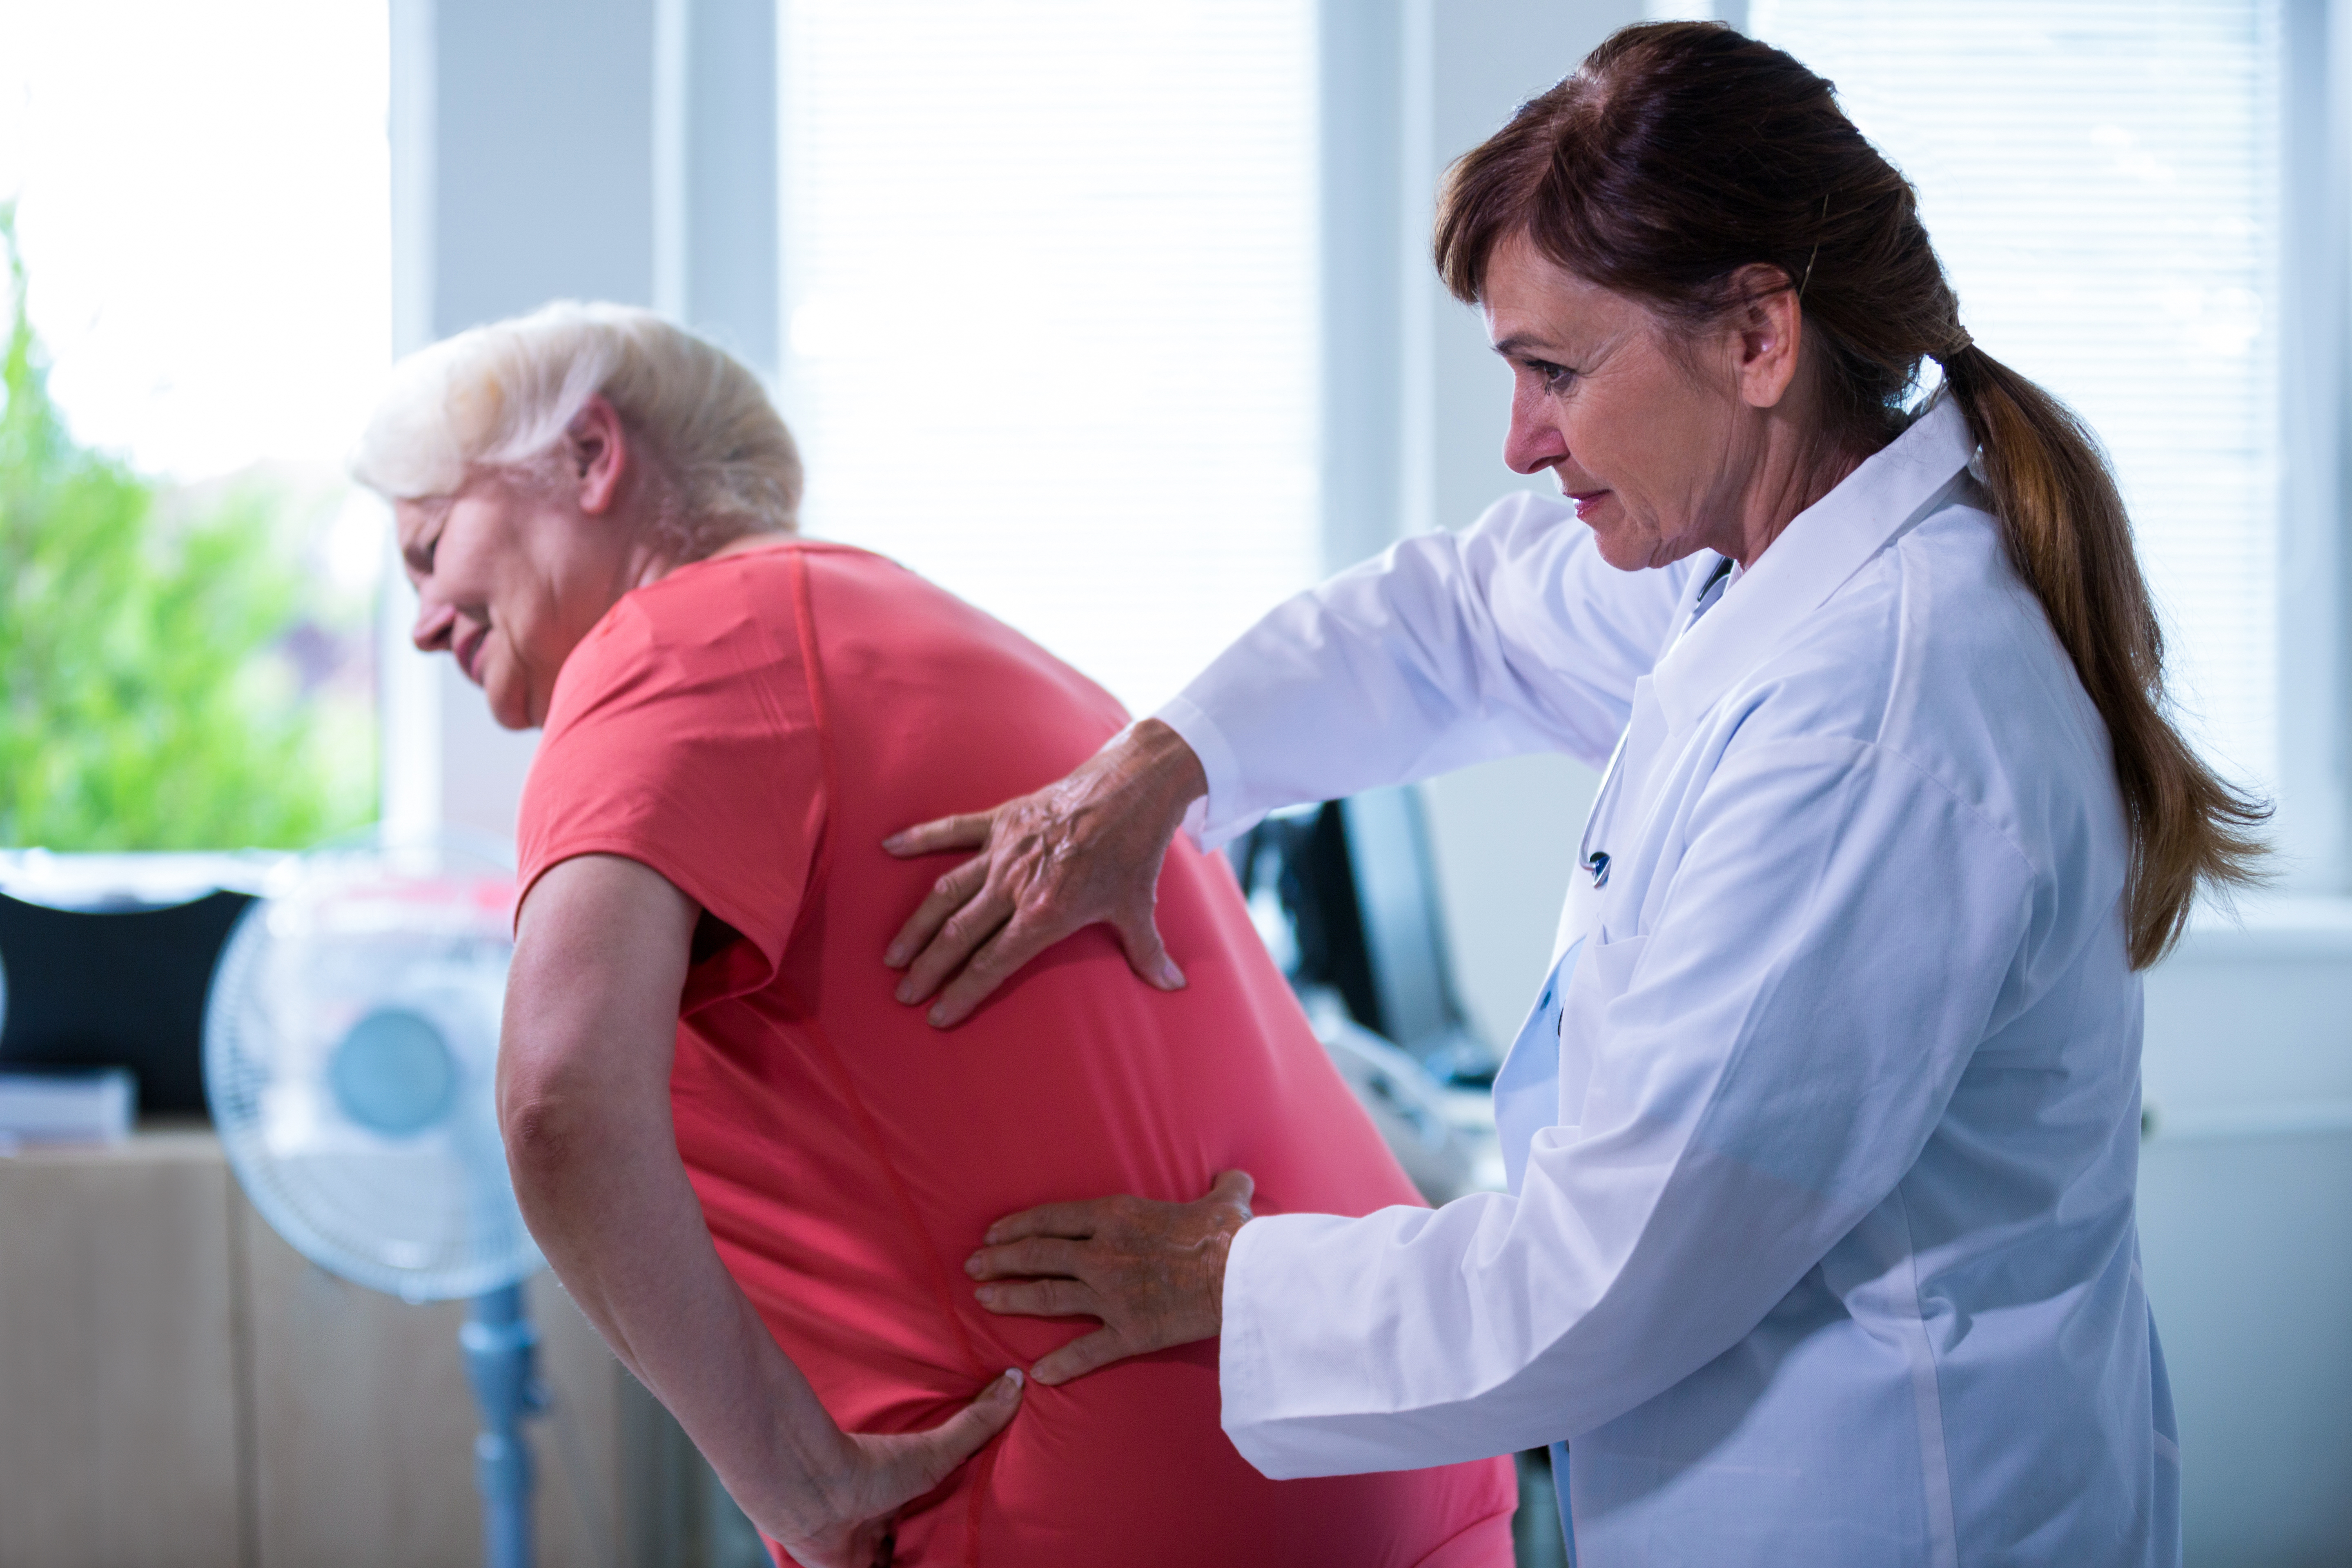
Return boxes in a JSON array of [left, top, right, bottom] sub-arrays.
[[965, 1233, 1093, 1283], [981, 1174, 1250, 1250], [1108, 900, 1184, 993], [980, 1193, 1128, 1247], [885, 853, 996, 976], [893, 876, 1020, 1016], [970, 1275, 1102, 1321], [922, 905, 1087, 1028], [882, 809, 998, 860]]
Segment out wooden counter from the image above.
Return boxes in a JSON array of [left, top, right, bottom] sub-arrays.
[[0, 1129, 634, 1568]]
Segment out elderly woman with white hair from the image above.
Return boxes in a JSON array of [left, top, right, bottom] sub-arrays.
[[351, 303, 1515, 1568]]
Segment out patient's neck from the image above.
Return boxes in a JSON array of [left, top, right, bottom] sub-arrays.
[[704, 528, 797, 563]]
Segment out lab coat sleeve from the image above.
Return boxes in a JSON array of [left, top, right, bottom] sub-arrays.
[[1217, 733, 2043, 1474], [1154, 491, 1690, 847]]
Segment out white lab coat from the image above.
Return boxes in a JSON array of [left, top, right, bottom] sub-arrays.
[[1155, 399, 2179, 1567]]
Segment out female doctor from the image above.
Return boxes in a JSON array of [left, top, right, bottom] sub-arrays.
[[884, 23, 2264, 1566]]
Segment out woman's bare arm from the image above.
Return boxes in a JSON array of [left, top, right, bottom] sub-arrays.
[[501, 853, 1020, 1567]]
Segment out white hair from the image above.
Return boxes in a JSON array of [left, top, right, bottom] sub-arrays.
[[350, 301, 802, 554]]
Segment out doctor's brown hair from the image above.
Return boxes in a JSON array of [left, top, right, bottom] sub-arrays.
[[1435, 20, 2267, 968]]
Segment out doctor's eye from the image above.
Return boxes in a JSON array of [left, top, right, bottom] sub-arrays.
[[1527, 359, 1578, 392]]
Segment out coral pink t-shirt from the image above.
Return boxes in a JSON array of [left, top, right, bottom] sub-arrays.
[[517, 542, 1513, 1568]]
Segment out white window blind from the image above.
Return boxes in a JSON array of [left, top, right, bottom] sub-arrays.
[[1749, 0, 2283, 797], [776, 0, 1321, 717]]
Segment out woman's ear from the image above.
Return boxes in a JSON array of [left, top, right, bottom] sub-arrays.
[[1725, 263, 1805, 410], [567, 395, 630, 515]]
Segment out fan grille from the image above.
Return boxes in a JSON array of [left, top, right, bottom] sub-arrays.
[[204, 839, 541, 1303]]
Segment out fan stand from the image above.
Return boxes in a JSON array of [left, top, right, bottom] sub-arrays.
[[459, 1283, 545, 1568]]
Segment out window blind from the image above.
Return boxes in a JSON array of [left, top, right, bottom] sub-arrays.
[[776, 0, 1321, 717], [1749, 0, 2283, 795]]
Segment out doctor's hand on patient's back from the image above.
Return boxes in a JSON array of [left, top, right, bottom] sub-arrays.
[[964, 1171, 1256, 1384], [882, 718, 1209, 1027]]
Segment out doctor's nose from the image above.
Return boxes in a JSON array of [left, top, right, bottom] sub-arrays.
[[1503, 392, 1568, 477], [411, 598, 457, 654]]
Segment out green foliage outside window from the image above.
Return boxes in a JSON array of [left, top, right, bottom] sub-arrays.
[[0, 205, 375, 849]]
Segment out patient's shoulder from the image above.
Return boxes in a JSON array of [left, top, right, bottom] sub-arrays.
[[550, 545, 833, 724]]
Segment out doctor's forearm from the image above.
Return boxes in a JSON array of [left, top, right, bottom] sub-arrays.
[[1158, 523, 1620, 831]]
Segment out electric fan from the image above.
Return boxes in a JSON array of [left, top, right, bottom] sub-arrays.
[[204, 826, 547, 1568]]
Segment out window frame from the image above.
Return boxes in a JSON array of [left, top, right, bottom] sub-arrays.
[[2272, 0, 2352, 893]]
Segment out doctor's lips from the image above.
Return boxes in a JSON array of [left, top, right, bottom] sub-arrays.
[[1568, 489, 1612, 521]]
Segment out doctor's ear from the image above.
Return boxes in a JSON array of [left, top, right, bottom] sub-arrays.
[[1722, 264, 1806, 411], [565, 395, 630, 516]]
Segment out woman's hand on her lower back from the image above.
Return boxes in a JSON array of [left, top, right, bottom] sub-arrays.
[[962, 1171, 1256, 1385], [764, 1370, 1025, 1568], [881, 718, 1209, 1027]]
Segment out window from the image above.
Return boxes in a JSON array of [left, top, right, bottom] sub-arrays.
[[0, 0, 392, 488], [0, 0, 390, 848], [776, 0, 1322, 717], [1749, 0, 2286, 802]]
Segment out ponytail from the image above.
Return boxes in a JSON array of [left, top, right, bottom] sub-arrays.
[[1939, 345, 2268, 966]]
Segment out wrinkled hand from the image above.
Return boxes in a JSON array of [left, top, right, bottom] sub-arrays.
[[767, 1370, 1023, 1568], [882, 719, 1208, 1027], [963, 1171, 1255, 1385]]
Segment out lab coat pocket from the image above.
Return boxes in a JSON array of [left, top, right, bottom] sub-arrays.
[[1557, 932, 1649, 1133]]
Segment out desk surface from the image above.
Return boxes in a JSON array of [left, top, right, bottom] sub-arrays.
[[0, 1121, 625, 1568]]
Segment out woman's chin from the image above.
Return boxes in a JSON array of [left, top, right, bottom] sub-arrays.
[[485, 678, 535, 731]]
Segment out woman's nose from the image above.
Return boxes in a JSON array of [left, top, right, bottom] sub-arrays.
[[1502, 388, 1568, 476], [411, 598, 456, 653]]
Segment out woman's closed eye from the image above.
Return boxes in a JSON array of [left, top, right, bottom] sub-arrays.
[[401, 530, 440, 580]]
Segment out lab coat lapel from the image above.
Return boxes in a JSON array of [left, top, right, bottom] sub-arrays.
[[1649, 397, 1978, 738]]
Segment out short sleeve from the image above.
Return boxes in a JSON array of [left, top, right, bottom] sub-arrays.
[[516, 553, 827, 1013]]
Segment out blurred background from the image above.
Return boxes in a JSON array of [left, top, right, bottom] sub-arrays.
[[0, 2, 2345, 1566]]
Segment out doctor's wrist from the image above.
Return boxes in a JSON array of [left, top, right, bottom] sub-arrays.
[[1102, 718, 1208, 819]]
